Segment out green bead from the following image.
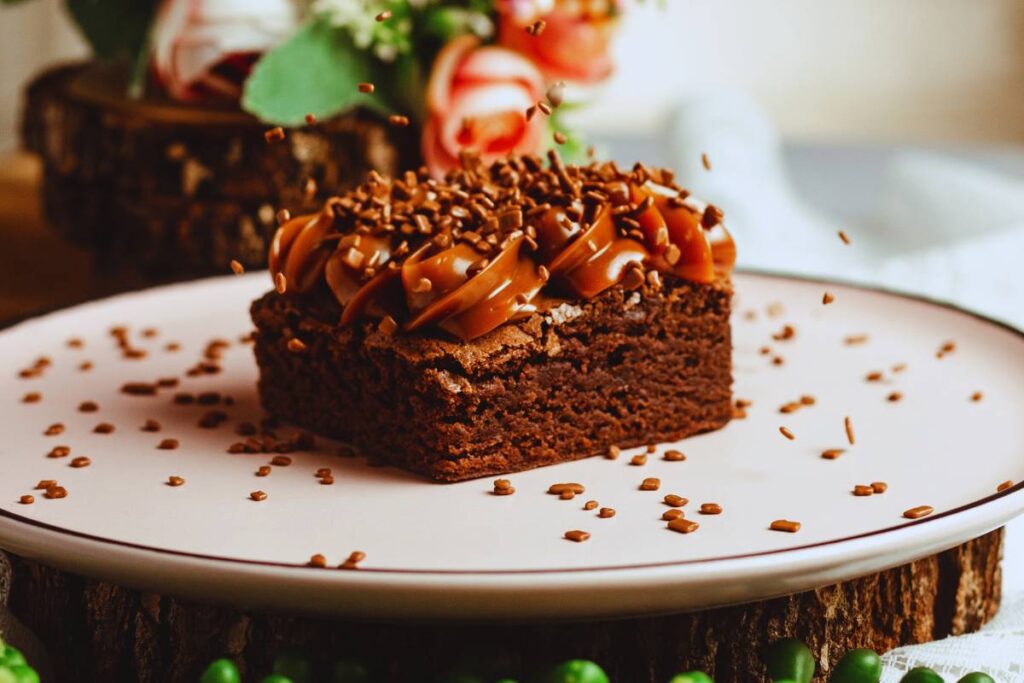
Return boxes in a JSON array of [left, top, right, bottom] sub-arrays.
[[199, 658, 242, 683], [538, 660, 610, 683], [0, 649, 25, 668], [261, 676, 293, 683], [495, 679, 520, 683], [0, 667, 16, 683], [763, 639, 815, 683], [829, 648, 882, 683], [669, 672, 714, 683], [7, 666, 39, 683], [957, 675, 995, 683], [332, 659, 372, 683], [899, 668, 945, 683], [272, 650, 314, 683]]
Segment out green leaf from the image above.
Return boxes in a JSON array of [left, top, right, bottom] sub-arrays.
[[243, 18, 393, 126], [548, 109, 588, 164], [63, 0, 156, 61]]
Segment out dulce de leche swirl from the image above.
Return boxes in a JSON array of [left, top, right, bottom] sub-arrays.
[[269, 152, 735, 341]]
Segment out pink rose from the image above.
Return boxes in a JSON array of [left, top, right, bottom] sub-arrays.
[[151, 0, 298, 101], [422, 36, 547, 179], [498, 1, 618, 83]]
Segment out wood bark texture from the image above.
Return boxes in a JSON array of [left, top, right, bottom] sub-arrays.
[[21, 62, 419, 286], [2, 528, 1003, 682]]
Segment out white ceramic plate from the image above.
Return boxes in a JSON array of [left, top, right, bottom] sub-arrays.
[[0, 272, 1022, 620]]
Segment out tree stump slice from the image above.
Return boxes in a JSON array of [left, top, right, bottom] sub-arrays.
[[1, 528, 1003, 682], [20, 62, 420, 287]]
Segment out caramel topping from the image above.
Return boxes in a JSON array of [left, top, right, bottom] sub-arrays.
[[269, 153, 736, 341]]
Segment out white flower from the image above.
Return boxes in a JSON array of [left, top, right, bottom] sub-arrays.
[[152, 0, 300, 100], [311, 0, 425, 62], [313, 0, 379, 46]]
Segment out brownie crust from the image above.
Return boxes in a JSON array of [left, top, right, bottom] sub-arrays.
[[250, 275, 732, 482]]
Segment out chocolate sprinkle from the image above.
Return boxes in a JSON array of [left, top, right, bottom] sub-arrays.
[[564, 529, 590, 542], [903, 505, 934, 520], [639, 477, 661, 491], [121, 382, 157, 396], [340, 551, 366, 569], [667, 518, 699, 534]]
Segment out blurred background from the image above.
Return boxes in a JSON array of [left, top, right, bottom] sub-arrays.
[[0, 0, 1022, 325], [4, 0, 1024, 147]]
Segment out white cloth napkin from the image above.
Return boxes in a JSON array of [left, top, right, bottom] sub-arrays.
[[668, 91, 1024, 681], [666, 90, 1024, 329]]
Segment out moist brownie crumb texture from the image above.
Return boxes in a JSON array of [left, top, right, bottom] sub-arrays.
[[252, 274, 731, 482]]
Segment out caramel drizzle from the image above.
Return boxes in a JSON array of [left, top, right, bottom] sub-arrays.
[[269, 161, 735, 341]]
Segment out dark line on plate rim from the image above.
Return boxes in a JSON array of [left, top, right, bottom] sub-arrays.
[[0, 270, 1021, 576], [0, 487, 1019, 575]]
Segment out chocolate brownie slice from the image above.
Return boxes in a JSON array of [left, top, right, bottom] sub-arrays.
[[251, 273, 731, 482]]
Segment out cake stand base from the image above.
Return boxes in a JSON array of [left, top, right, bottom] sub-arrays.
[[1, 529, 1002, 682]]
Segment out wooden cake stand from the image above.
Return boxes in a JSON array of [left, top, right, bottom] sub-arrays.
[[21, 62, 419, 286], [0, 273, 1021, 681], [0, 531, 1004, 681]]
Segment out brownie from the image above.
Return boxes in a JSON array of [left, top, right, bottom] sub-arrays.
[[251, 272, 732, 482], [250, 152, 736, 482]]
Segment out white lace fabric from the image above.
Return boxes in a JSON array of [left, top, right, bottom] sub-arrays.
[[880, 592, 1024, 682]]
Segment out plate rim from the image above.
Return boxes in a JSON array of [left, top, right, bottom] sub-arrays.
[[1, 481, 1022, 577], [0, 270, 1022, 601]]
